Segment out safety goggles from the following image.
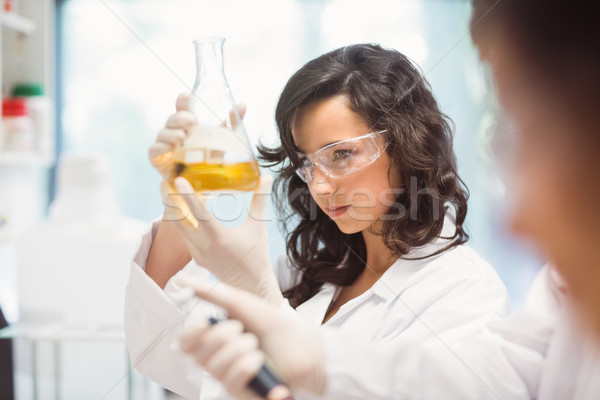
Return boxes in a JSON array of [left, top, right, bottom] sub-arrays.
[[295, 130, 388, 183]]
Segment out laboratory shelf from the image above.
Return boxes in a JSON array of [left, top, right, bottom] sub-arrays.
[[0, 150, 53, 167], [0, 321, 125, 341], [0, 11, 36, 34]]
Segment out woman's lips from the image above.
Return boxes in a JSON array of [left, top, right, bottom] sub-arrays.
[[326, 205, 350, 218]]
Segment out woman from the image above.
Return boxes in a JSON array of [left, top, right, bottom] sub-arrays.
[[125, 43, 508, 399], [177, 0, 600, 399]]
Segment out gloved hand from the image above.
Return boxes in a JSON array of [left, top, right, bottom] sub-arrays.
[[148, 93, 194, 180], [179, 280, 326, 399], [180, 318, 266, 400], [148, 92, 247, 180], [160, 175, 284, 305]]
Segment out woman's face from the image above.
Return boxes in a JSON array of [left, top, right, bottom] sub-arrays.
[[292, 95, 401, 235], [493, 43, 600, 334]]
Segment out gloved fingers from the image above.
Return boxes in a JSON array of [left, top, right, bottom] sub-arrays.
[[156, 128, 186, 145], [229, 103, 247, 130], [160, 180, 199, 230], [166, 110, 197, 130], [178, 318, 210, 353], [236, 103, 247, 120], [149, 142, 175, 167], [180, 319, 244, 365], [205, 332, 260, 381], [172, 177, 219, 231], [175, 92, 191, 112], [248, 175, 273, 223], [148, 128, 185, 176], [180, 279, 285, 336], [221, 351, 265, 399], [161, 178, 232, 259]]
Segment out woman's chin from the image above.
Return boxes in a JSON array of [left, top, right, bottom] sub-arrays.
[[332, 218, 368, 235]]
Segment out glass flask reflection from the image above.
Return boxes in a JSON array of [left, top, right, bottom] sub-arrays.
[[173, 37, 260, 192]]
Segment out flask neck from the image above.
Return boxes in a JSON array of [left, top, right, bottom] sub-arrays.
[[193, 38, 227, 87]]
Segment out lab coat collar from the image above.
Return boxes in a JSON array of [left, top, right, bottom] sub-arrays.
[[297, 283, 337, 326], [369, 256, 430, 301], [299, 209, 457, 322], [370, 211, 457, 301], [402, 210, 457, 259]]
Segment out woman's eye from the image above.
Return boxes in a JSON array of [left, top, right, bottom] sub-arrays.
[[332, 149, 354, 161]]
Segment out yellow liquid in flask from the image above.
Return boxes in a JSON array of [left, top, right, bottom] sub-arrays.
[[173, 160, 261, 192]]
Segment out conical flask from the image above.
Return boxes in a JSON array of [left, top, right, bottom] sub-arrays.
[[173, 37, 260, 192]]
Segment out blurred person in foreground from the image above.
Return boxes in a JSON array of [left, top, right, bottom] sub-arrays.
[[172, 0, 600, 399]]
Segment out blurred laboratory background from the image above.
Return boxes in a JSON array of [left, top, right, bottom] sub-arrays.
[[0, 0, 544, 399]]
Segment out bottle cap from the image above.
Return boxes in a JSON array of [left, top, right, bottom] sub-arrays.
[[2, 98, 28, 117], [11, 82, 44, 97]]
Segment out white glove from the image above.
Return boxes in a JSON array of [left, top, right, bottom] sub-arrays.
[[148, 93, 195, 180], [180, 318, 265, 400], [148, 93, 247, 180], [160, 175, 284, 305], [179, 280, 326, 398]]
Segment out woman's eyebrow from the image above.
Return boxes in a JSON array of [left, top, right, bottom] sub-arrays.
[[318, 137, 351, 151], [301, 141, 335, 155], [297, 137, 349, 155], [320, 140, 339, 149], [319, 137, 350, 150]]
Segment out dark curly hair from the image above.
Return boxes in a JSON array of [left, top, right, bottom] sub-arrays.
[[258, 43, 470, 308]]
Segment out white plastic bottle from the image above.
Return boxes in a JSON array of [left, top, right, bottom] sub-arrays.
[[1, 97, 35, 151], [11, 83, 54, 160]]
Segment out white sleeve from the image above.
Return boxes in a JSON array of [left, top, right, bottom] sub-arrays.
[[312, 266, 561, 400], [124, 219, 220, 399]]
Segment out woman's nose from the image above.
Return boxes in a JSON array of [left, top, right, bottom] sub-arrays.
[[309, 165, 337, 196]]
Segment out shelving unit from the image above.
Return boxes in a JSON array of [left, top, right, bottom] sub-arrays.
[[0, 149, 52, 166], [1, 5, 58, 399], [1, 0, 54, 167], [0, 11, 36, 34], [0, 0, 55, 240]]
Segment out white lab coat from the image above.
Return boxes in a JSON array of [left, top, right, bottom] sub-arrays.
[[315, 266, 600, 400], [124, 214, 510, 400]]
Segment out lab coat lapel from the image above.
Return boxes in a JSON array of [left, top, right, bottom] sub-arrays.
[[296, 283, 337, 326]]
